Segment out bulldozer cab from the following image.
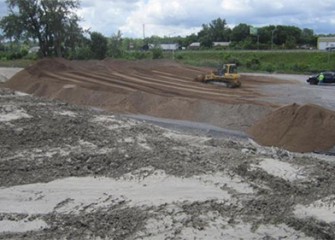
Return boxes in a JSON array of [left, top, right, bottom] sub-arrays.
[[226, 64, 237, 74], [217, 64, 237, 76]]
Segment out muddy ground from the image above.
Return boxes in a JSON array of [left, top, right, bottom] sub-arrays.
[[0, 60, 335, 239]]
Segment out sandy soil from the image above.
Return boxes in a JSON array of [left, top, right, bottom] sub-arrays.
[[4, 58, 285, 131], [1, 60, 335, 239], [0, 88, 334, 239]]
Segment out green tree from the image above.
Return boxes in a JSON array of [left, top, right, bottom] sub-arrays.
[[198, 24, 212, 48], [300, 28, 317, 46], [90, 32, 107, 59], [198, 18, 231, 47], [208, 18, 230, 41], [108, 30, 123, 58], [231, 23, 250, 42], [0, 0, 82, 57], [273, 25, 301, 47]]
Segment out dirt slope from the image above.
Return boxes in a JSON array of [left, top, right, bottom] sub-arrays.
[[4, 58, 284, 130], [248, 103, 335, 152]]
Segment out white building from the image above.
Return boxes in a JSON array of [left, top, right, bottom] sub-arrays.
[[159, 43, 179, 51], [213, 42, 231, 48], [318, 37, 335, 50], [147, 43, 179, 51], [188, 42, 200, 49]]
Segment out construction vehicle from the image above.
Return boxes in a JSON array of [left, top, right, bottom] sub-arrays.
[[194, 63, 241, 88]]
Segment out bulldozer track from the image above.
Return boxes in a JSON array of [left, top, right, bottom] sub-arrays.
[[41, 67, 258, 103]]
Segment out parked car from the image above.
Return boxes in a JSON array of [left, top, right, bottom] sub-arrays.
[[325, 47, 335, 52], [307, 71, 335, 85]]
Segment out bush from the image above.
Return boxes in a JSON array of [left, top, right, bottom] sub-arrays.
[[151, 48, 163, 59], [291, 63, 309, 72], [133, 51, 150, 59], [262, 63, 275, 73], [71, 46, 94, 60], [246, 58, 261, 70], [23, 52, 38, 60], [175, 54, 183, 60]]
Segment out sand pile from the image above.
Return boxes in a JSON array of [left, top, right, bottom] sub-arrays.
[[3, 58, 278, 131], [248, 103, 335, 153]]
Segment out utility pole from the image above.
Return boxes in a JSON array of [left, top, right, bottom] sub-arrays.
[[143, 24, 145, 39]]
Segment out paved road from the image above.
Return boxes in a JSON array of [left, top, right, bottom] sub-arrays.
[[243, 73, 335, 111]]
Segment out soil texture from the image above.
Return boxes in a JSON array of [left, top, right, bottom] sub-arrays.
[[0, 88, 335, 239], [1, 59, 335, 239], [3, 58, 283, 131], [248, 103, 335, 153]]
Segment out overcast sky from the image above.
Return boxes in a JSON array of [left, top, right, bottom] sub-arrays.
[[1, 0, 335, 38]]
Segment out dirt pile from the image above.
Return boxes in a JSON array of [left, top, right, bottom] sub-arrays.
[[4, 58, 279, 130], [248, 103, 335, 152]]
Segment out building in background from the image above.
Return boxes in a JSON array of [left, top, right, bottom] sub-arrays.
[[318, 37, 335, 50]]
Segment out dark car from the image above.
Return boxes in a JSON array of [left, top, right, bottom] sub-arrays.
[[325, 47, 335, 52], [307, 71, 335, 85]]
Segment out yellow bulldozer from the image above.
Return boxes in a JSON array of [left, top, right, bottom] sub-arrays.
[[194, 63, 241, 88]]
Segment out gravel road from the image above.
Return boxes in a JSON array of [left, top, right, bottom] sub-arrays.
[[243, 73, 335, 111]]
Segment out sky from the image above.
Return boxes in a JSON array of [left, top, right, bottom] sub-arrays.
[[1, 0, 335, 38]]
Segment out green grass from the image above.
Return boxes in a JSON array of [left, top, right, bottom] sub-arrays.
[[170, 50, 335, 74], [1, 51, 334, 75]]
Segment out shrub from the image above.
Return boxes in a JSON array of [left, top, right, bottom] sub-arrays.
[[151, 48, 163, 59], [125, 51, 150, 60], [175, 54, 183, 60], [291, 63, 309, 72], [72, 46, 94, 60], [246, 58, 261, 70], [262, 63, 275, 73]]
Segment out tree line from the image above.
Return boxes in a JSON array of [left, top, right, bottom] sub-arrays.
[[0, 0, 330, 61]]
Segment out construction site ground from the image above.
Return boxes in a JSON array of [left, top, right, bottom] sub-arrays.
[[0, 59, 335, 239]]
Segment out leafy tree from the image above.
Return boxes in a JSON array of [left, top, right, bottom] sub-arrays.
[[208, 18, 230, 41], [300, 28, 317, 46], [198, 24, 212, 48], [0, 0, 82, 57], [90, 32, 108, 59], [273, 25, 301, 47], [198, 18, 230, 47], [107, 30, 122, 58], [231, 23, 250, 42]]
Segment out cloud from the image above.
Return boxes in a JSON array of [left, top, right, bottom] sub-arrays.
[[0, 0, 334, 38], [77, 0, 141, 36], [115, 0, 335, 37]]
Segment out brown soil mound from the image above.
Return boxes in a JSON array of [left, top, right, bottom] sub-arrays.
[[4, 58, 285, 130], [247, 103, 335, 152]]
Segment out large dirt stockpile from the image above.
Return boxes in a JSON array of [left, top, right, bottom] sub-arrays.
[[248, 103, 335, 153], [4, 58, 275, 131]]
